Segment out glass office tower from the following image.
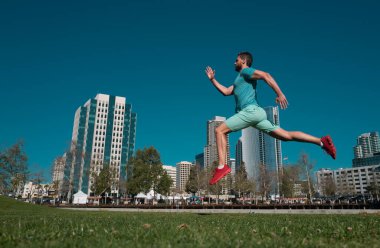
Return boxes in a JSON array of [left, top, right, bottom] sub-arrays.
[[66, 94, 137, 198]]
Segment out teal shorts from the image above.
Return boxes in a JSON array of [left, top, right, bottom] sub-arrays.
[[225, 105, 279, 133]]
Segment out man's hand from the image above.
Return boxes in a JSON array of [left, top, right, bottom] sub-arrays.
[[276, 94, 288, 110], [205, 66, 216, 80]]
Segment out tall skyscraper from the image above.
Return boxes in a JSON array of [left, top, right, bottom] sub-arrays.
[[353, 132, 380, 158], [195, 153, 205, 170], [239, 126, 261, 179], [263, 106, 283, 195], [66, 93, 137, 198], [176, 161, 193, 192], [237, 106, 282, 195], [204, 116, 230, 168], [235, 138, 243, 173]]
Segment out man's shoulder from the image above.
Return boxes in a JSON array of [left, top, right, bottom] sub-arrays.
[[241, 67, 255, 72], [240, 67, 256, 80]]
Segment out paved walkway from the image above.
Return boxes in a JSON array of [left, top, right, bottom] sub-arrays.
[[61, 208, 380, 214]]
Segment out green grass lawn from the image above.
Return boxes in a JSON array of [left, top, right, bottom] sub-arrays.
[[1, 196, 380, 247]]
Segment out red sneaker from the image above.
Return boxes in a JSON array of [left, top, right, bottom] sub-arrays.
[[209, 165, 231, 185], [321, 135, 336, 159]]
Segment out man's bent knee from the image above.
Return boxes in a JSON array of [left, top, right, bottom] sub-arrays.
[[215, 127, 221, 135], [215, 124, 231, 135]]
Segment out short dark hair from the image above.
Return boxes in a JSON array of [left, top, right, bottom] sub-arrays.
[[238, 51, 253, 67]]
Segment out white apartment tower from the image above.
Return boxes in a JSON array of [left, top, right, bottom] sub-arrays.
[[176, 161, 193, 192], [163, 165, 177, 190]]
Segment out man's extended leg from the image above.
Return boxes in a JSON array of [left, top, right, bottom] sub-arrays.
[[209, 123, 232, 185], [268, 128, 320, 145], [215, 123, 231, 166], [268, 128, 336, 159]]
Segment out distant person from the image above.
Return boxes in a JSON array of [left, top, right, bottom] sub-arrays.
[[205, 51, 336, 185]]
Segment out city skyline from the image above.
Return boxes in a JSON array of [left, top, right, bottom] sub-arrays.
[[1, 1, 379, 179]]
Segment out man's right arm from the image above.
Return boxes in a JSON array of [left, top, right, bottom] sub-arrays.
[[252, 69, 288, 109], [205, 66, 234, 96]]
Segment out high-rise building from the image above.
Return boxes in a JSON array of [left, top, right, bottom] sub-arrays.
[[235, 138, 243, 173], [176, 161, 193, 192], [66, 93, 137, 198], [204, 116, 230, 168], [195, 153, 205, 170], [239, 126, 260, 179], [353, 145, 363, 159], [354, 132, 380, 158], [237, 106, 282, 195], [353, 132, 380, 167], [263, 106, 283, 195], [163, 165, 177, 190], [52, 153, 66, 198]]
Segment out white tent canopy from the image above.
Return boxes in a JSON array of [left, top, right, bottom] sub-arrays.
[[146, 191, 155, 200], [73, 191, 87, 204], [135, 193, 147, 198], [167, 196, 181, 200]]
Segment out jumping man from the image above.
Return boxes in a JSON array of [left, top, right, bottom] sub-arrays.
[[205, 51, 336, 185]]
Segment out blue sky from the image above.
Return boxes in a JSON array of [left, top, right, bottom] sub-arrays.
[[1, 0, 379, 180]]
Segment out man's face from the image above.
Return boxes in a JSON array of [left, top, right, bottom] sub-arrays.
[[234, 56, 244, 72]]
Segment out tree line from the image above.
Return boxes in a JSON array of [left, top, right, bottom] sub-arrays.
[[0, 142, 320, 201], [0, 141, 51, 200], [3, 141, 379, 203], [0, 142, 28, 195], [184, 154, 317, 202]]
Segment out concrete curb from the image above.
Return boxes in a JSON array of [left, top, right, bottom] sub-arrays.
[[61, 208, 380, 214]]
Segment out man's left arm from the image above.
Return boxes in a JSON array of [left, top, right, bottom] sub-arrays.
[[252, 70, 288, 109]]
